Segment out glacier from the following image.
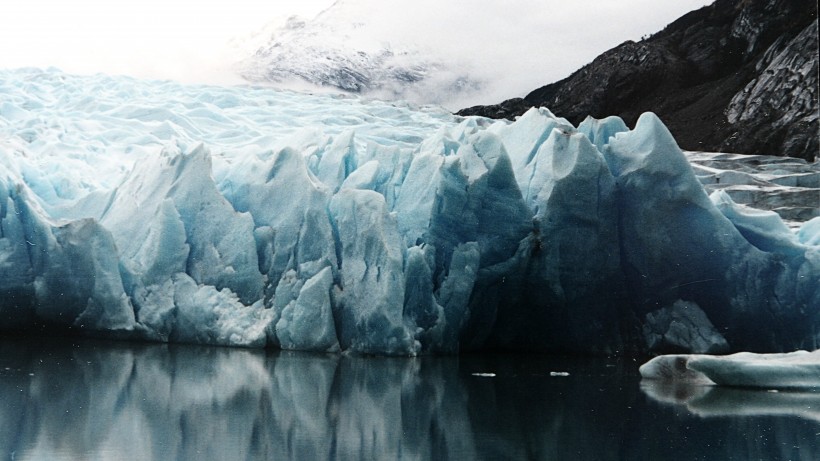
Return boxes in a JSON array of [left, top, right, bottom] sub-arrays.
[[0, 68, 818, 355]]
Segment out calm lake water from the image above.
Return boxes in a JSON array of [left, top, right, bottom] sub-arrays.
[[0, 336, 817, 461]]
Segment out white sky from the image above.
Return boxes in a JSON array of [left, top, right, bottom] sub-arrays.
[[0, 0, 331, 82], [0, 0, 714, 99]]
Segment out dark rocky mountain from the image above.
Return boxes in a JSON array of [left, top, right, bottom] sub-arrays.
[[458, 0, 819, 161]]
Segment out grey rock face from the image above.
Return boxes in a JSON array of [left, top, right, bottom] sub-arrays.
[[459, 0, 819, 161], [725, 20, 818, 159]]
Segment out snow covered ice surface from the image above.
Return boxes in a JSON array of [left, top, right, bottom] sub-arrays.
[[687, 151, 820, 228], [0, 68, 818, 355]]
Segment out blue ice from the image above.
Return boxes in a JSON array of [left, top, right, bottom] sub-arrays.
[[0, 68, 817, 355]]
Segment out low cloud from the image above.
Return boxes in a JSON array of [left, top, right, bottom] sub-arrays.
[[0, 0, 712, 105]]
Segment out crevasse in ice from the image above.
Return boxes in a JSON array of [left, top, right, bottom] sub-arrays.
[[0, 69, 817, 355]]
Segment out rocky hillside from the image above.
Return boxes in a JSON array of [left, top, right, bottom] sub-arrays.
[[458, 0, 819, 161]]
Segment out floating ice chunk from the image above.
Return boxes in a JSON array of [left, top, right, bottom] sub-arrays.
[[641, 350, 820, 388], [687, 350, 820, 388], [641, 368, 820, 423], [639, 355, 716, 385]]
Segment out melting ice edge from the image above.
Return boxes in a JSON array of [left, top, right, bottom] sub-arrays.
[[0, 69, 817, 355]]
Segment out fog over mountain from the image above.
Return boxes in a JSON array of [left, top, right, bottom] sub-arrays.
[[235, 0, 714, 109], [2, 1, 721, 110]]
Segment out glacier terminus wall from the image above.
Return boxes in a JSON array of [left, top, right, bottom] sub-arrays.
[[0, 69, 817, 355]]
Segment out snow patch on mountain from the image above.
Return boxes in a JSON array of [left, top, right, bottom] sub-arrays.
[[235, 1, 482, 109]]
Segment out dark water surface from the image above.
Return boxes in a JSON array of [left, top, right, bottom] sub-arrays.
[[0, 336, 817, 460]]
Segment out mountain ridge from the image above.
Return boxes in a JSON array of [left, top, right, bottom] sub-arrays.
[[458, 0, 819, 161]]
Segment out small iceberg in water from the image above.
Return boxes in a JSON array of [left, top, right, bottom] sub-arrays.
[[640, 350, 820, 388], [640, 350, 820, 423]]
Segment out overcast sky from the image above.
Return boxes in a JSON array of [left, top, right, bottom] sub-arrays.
[[0, 0, 714, 99], [0, 0, 331, 82]]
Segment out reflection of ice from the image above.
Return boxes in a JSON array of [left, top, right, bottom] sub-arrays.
[[0, 339, 480, 461], [2, 339, 818, 460], [689, 388, 820, 423], [641, 380, 820, 423], [639, 379, 713, 406]]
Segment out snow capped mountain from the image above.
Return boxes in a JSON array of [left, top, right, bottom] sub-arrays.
[[235, 1, 481, 108]]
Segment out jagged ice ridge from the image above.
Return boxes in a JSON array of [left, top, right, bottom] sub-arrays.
[[0, 69, 817, 355]]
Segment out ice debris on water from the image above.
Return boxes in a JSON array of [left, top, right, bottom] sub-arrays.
[[0, 69, 818, 355], [640, 350, 820, 388]]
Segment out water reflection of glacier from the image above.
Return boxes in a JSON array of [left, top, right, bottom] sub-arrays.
[[1, 337, 818, 460], [641, 379, 820, 423]]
